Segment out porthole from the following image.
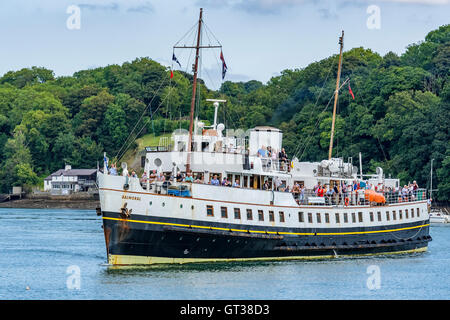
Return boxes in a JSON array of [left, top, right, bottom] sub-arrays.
[[149, 201, 152, 206], [191, 205, 194, 210], [162, 202, 165, 207], [180, 204, 183, 208]]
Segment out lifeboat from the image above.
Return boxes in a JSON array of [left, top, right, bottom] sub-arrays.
[[364, 189, 386, 204]]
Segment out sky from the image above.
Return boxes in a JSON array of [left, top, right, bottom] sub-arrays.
[[0, 0, 448, 90]]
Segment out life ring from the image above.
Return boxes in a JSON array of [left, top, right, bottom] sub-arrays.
[[345, 197, 349, 206]]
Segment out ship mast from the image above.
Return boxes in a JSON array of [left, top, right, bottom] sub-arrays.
[[186, 8, 203, 173], [328, 30, 344, 160], [173, 8, 222, 173]]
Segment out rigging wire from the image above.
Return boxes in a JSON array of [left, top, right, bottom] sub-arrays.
[[291, 59, 335, 159], [116, 86, 174, 162], [114, 74, 170, 161]]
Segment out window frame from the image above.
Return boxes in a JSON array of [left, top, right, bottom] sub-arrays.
[[206, 205, 214, 217]]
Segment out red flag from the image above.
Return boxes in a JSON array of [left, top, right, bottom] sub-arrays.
[[348, 83, 355, 100], [170, 70, 173, 79]]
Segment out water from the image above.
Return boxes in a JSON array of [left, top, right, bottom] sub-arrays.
[[0, 208, 449, 300]]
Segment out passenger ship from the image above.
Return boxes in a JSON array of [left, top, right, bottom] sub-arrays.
[[97, 9, 431, 265]]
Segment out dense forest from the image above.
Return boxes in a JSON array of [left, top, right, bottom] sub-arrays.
[[0, 25, 448, 201]]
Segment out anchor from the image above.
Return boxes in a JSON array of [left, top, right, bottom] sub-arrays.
[[120, 202, 132, 219]]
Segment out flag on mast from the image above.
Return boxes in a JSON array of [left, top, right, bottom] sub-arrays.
[[172, 53, 181, 68], [348, 83, 355, 100], [170, 69, 174, 79], [220, 50, 227, 80]]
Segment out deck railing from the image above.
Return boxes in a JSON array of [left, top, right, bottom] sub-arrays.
[[261, 158, 290, 173], [292, 188, 427, 206], [138, 177, 427, 207]]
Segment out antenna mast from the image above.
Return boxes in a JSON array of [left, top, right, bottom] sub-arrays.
[[328, 30, 344, 160]]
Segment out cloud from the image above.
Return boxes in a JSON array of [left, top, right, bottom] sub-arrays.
[[196, 0, 307, 15], [77, 1, 155, 14], [127, 1, 155, 13], [78, 2, 119, 11]]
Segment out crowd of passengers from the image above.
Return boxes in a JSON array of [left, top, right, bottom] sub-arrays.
[[256, 145, 289, 171], [106, 162, 423, 205]]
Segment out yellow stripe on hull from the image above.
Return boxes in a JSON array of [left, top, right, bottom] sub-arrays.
[[108, 246, 427, 266]]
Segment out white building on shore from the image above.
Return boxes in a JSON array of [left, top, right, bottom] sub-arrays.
[[44, 165, 97, 194]]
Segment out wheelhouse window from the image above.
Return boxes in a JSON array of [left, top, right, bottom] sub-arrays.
[[298, 212, 304, 223], [220, 207, 228, 218], [279, 211, 285, 223], [269, 211, 274, 222], [246, 209, 253, 220], [206, 205, 214, 217], [258, 210, 264, 221], [234, 208, 241, 219]]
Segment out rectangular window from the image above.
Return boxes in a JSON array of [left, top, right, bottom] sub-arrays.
[[220, 207, 228, 218], [246, 209, 253, 220], [393, 211, 397, 220], [352, 212, 356, 223], [316, 213, 321, 223], [406, 209, 409, 219], [417, 208, 420, 217], [358, 212, 363, 223], [335, 213, 340, 224], [234, 208, 241, 219], [279, 211, 285, 223], [325, 213, 330, 223], [370, 212, 374, 222], [344, 213, 348, 223], [308, 213, 313, 223], [269, 211, 274, 222], [298, 212, 304, 223], [377, 212, 382, 222], [399, 210, 403, 220], [386, 211, 390, 221], [258, 210, 264, 221], [411, 209, 415, 218], [206, 205, 214, 217]]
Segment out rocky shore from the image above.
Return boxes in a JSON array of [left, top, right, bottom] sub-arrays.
[[0, 192, 100, 210]]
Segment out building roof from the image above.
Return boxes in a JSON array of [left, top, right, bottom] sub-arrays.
[[44, 168, 97, 180], [251, 126, 281, 132]]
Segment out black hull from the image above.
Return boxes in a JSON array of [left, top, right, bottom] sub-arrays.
[[102, 211, 431, 264]]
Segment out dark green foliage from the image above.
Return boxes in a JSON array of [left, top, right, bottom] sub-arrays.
[[0, 25, 448, 201]]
